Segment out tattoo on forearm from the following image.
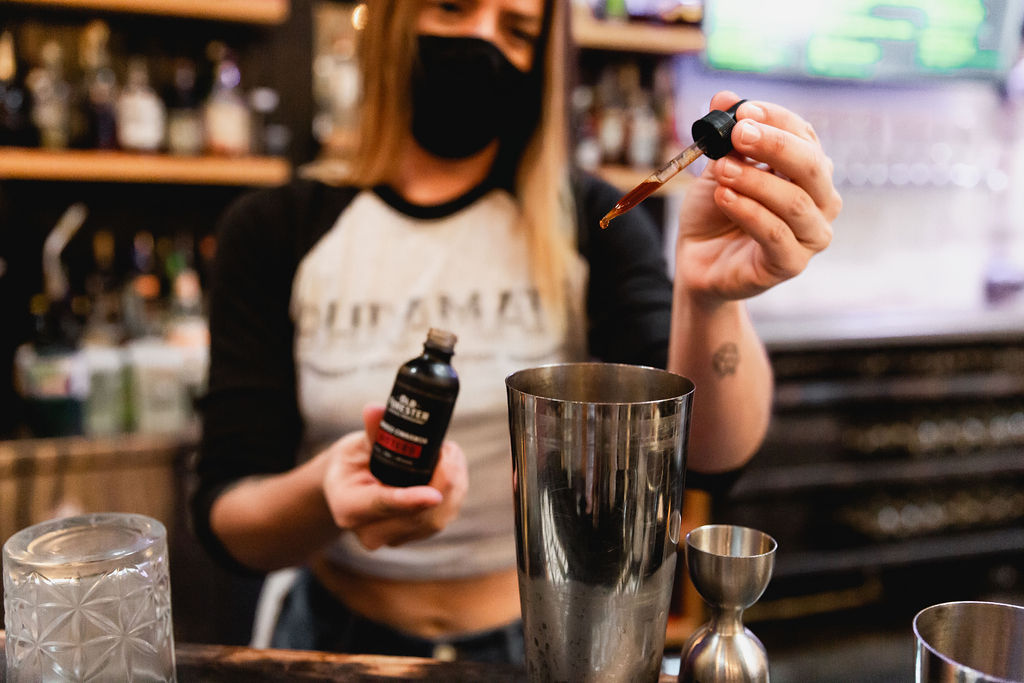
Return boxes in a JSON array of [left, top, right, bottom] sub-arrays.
[[712, 342, 739, 377]]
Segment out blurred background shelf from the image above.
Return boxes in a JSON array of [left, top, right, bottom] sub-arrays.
[[572, 14, 705, 54], [6, 0, 291, 24], [0, 149, 292, 186]]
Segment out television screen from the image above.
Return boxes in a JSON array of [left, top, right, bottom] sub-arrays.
[[702, 0, 1024, 82]]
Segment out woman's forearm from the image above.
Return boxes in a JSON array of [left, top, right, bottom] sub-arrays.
[[667, 285, 773, 473], [209, 451, 340, 572]]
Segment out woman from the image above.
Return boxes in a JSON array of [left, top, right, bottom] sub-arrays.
[[190, 0, 841, 664]]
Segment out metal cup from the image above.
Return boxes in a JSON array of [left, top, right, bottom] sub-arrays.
[[679, 524, 777, 683], [506, 362, 694, 683], [3, 512, 176, 682], [914, 600, 1024, 683]]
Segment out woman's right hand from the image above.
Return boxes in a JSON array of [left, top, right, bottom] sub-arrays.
[[321, 405, 468, 550]]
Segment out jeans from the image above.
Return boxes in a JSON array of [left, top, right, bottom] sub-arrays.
[[270, 568, 525, 665]]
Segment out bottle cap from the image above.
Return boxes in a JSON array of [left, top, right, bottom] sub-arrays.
[[426, 328, 457, 353], [691, 99, 746, 160]]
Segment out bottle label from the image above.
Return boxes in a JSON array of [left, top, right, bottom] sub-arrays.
[[386, 393, 430, 426], [373, 380, 455, 471], [376, 423, 426, 459]]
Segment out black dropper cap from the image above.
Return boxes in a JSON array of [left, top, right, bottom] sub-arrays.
[[691, 99, 747, 160]]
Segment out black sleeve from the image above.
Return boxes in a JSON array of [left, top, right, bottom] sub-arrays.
[[574, 173, 674, 369], [189, 185, 306, 574], [685, 468, 745, 498]]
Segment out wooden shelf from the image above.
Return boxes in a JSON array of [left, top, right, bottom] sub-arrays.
[[595, 163, 693, 196], [0, 148, 291, 186], [7, 0, 290, 24], [0, 430, 197, 471], [573, 13, 704, 55]]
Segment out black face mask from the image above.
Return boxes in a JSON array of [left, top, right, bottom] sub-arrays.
[[411, 35, 542, 160]]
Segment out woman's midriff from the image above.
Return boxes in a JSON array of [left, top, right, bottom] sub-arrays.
[[310, 554, 521, 639]]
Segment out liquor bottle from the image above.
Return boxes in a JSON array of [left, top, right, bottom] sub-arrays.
[[627, 90, 659, 169], [14, 294, 87, 436], [204, 49, 251, 156], [166, 58, 204, 156], [0, 29, 37, 147], [370, 329, 460, 487], [26, 40, 71, 149], [81, 229, 129, 436], [164, 265, 209, 418], [13, 204, 89, 436], [116, 57, 166, 152], [77, 21, 118, 150], [121, 231, 163, 339], [81, 229, 124, 346]]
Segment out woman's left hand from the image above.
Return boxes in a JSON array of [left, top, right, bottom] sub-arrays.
[[675, 91, 842, 303]]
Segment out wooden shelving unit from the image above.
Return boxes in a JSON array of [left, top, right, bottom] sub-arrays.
[[7, 0, 290, 24], [573, 13, 704, 55], [0, 148, 291, 186]]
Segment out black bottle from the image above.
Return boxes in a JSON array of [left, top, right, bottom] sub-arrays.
[[371, 328, 459, 487]]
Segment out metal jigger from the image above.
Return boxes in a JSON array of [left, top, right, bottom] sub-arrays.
[[678, 524, 778, 683]]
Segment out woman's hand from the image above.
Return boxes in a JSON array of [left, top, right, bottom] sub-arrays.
[[675, 91, 842, 303], [321, 405, 468, 550]]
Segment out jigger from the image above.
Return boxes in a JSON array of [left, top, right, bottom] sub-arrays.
[[678, 524, 777, 683]]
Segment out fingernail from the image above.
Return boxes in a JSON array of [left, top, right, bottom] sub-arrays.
[[738, 120, 761, 144], [741, 103, 766, 121], [720, 187, 737, 203], [718, 157, 742, 180]]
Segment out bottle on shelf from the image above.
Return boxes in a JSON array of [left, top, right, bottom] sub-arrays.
[[13, 204, 90, 437], [204, 45, 252, 156], [165, 58, 204, 156], [125, 334, 189, 435], [26, 40, 72, 149], [595, 65, 627, 165], [76, 20, 118, 150], [121, 230, 164, 340], [626, 90, 659, 169], [119, 230, 191, 435], [0, 29, 38, 147], [652, 59, 681, 161], [80, 228, 130, 437], [164, 265, 209, 413], [602, 0, 629, 22], [82, 229, 124, 347], [116, 56, 166, 152], [572, 84, 602, 171], [249, 86, 288, 156]]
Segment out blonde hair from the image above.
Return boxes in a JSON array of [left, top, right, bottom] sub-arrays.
[[306, 0, 577, 321]]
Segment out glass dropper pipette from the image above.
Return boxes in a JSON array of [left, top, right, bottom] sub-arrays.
[[600, 99, 746, 229]]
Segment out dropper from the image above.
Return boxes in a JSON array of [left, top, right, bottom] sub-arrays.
[[599, 99, 746, 229]]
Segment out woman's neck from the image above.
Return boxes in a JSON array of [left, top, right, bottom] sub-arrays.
[[389, 137, 499, 206]]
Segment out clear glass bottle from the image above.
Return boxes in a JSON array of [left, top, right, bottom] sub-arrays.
[[0, 29, 37, 147], [26, 40, 72, 149], [121, 231, 163, 340], [116, 57, 166, 152], [164, 266, 209, 418], [77, 21, 118, 150], [82, 229, 124, 347], [14, 294, 87, 437], [166, 58, 204, 156], [370, 329, 460, 487], [204, 50, 251, 156]]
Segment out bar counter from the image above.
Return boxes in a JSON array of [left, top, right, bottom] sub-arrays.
[[0, 631, 679, 681]]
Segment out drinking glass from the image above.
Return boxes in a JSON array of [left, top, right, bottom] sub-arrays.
[[3, 512, 176, 682]]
